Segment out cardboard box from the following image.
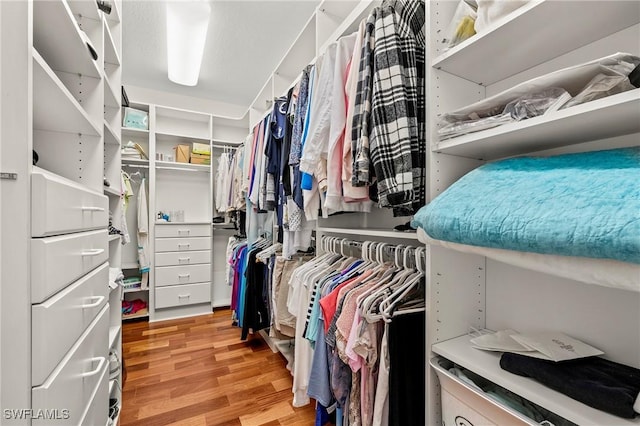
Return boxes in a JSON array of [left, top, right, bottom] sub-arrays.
[[192, 142, 211, 156], [190, 153, 211, 165], [175, 145, 190, 163]]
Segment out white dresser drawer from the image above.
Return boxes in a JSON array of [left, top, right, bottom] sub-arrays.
[[32, 305, 108, 426], [155, 223, 211, 238], [32, 168, 108, 237], [31, 229, 108, 303], [155, 264, 211, 287], [155, 236, 211, 253], [78, 363, 108, 426], [155, 250, 211, 267], [32, 262, 108, 386], [155, 282, 211, 309]]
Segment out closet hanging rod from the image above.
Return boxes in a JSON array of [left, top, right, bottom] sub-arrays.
[[212, 143, 241, 150]]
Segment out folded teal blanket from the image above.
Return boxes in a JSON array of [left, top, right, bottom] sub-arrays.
[[412, 147, 640, 264]]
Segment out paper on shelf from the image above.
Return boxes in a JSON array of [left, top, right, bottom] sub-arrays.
[[472, 330, 604, 362]]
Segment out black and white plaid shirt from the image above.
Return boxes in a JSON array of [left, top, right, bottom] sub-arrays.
[[353, 0, 426, 216]]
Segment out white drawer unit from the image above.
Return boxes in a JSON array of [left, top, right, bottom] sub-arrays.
[[31, 229, 108, 303], [155, 264, 211, 287], [32, 305, 109, 426], [32, 262, 109, 386], [31, 168, 109, 237], [154, 236, 211, 253], [155, 250, 211, 267], [155, 223, 211, 238], [155, 282, 211, 309], [78, 363, 108, 426]]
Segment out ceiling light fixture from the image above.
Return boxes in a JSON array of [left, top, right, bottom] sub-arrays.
[[166, 0, 211, 86]]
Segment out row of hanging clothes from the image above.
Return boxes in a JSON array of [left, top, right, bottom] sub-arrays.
[[214, 144, 245, 218], [228, 231, 426, 426], [242, 0, 426, 257], [289, 236, 426, 426]]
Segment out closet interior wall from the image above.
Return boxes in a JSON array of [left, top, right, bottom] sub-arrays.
[[426, 2, 640, 425]]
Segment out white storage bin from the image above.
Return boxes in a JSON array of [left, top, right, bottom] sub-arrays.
[[155, 250, 211, 267], [32, 262, 108, 386], [154, 236, 211, 252], [431, 357, 539, 426], [31, 168, 109, 237], [155, 282, 211, 309], [31, 229, 108, 303], [155, 264, 211, 287], [155, 223, 211, 238], [32, 305, 109, 426]]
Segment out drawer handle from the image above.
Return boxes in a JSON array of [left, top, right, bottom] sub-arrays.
[[178, 273, 191, 279], [177, 229, 190, 235], [81, 206, 106, 212], [81, 248, 105, 257], [178, 294, 191, 299], [82, 295, 105, 309], [82, 356, 106, 378], [178, 257, 191, 264], [177, 243, 191, 249]]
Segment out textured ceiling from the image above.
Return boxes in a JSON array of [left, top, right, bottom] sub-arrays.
[[122, 0, 320, 111]]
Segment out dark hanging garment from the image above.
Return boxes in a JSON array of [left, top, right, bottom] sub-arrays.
[[388, 310, 425, 426], [241, 248, 270, 340]]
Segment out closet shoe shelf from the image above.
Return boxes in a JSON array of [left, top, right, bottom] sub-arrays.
[[432, 335, 640, 426], [122, 308, 148, 320], [33, 50, 101, 136]]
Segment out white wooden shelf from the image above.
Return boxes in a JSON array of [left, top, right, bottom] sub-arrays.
[[155, 161, 211, 172], [123, 287, 148, 294], [156, 221, 211, 225], [104, 74, 120, 109], [67, 0, 101, 21], [33, 0, 101, 79], [432, 335, 640, 426], [104, 20, 121, 66], [105, 0, 121, 24], [155, 131, 211, 143], [32, 49, 101, 136], [121, 158, 149, 167], [104, 186, 121, 197], [434, 89, 640, 160], [108, 325, 121, 349], [317, 227, 419, 240], [122, 308, 148, 321], [104, 120, 121, 146], [432, 0, 640, 86], [317, 0, 376, 57], [108, 234, 120, 242], [121, 262, 140, 270], [122, 127, 150, 136]]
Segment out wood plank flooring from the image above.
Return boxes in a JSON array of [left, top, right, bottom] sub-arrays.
[[120, 309, 316, 426]]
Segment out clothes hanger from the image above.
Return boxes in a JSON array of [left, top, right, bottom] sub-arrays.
[[380, 247, 427, 321]]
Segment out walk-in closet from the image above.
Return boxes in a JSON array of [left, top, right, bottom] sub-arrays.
[[1, 0, 638, 425]]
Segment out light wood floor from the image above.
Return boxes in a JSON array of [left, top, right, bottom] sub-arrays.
[[120, 309, 316, 426]]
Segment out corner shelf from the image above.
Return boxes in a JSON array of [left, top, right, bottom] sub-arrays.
[[108, 325, 121, 349], [122, 127, 150, 136], [67, 0, 101, 22], [431, 1, 640, 85], [434, 90, 640, 160], [104, 120, 121, 146], [104, 186, 121, 197], [121, 158, 149, 168], [32, 49, 101, 136], [33, 0, 101, 78], [123, 287, 148, 294], [104, 74, 120, 110], [104, 20, 121, 66], [122, 308, 148, 321], [432, 335, 640, 426]]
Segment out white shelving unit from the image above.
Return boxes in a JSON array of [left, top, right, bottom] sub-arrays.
[[1, 0, 123, 424], [426, 2, 640, 425]]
